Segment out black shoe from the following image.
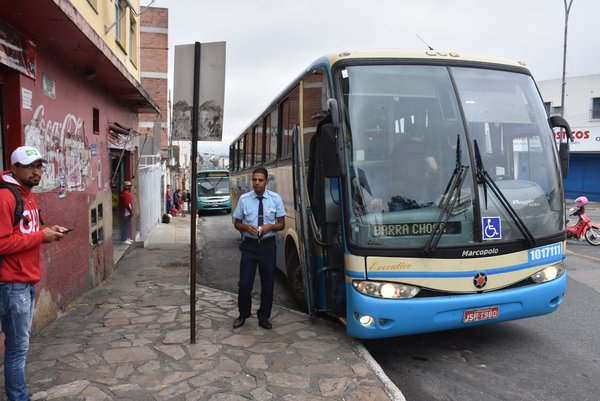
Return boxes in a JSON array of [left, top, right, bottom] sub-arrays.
[[258, 320, 272, 330], [233, 317, 246, 328]]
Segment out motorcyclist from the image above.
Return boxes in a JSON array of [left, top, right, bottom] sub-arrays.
[[570, 195, 588, 217]]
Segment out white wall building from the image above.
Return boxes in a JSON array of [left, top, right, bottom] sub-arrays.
[[537, 74, 600, 200]]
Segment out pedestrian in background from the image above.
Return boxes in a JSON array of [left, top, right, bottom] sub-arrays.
[[119, 181, 134, 244], [0, 146, 68, 401], [165, 184, 172, 214], [183, 189, 191, 214], [173, 189, 184, 216], [173, 189, 181, 211], [232, 167, 285, 330]]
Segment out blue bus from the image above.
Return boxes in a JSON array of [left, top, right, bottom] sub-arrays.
[[229, 50, 572, 339], [197, 169, 231, 214]]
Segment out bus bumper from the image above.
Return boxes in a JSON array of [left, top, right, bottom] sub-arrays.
[[345, 272, 567, 339], [198, 200, 231, 212]]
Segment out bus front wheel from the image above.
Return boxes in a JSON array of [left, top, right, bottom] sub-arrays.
[[286, 252, 307, 311]]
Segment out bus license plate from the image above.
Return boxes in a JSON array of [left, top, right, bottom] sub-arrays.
[[463, 306, 499, 323]]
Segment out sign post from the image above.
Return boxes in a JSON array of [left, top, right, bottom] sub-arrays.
[[174, 41, 226, 344]]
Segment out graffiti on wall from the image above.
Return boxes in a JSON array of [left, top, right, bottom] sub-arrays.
[[24, 105, 90, 192]]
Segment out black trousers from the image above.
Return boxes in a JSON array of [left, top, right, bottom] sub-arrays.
[[237, 238, 276, 321]]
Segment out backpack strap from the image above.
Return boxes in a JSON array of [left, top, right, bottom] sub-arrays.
[[0, 183, 24, 227]]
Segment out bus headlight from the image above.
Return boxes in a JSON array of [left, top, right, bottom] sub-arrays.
[[530, 262, 566, 283], [352, 280, 420, 299]]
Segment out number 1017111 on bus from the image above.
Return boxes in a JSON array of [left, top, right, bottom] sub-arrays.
[[229, 49, 572, 339]]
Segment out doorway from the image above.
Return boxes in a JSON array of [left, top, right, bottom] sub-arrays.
[[110, 149, 129, 242]]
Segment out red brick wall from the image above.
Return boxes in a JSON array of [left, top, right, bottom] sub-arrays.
[[140, 7, 168, 147]]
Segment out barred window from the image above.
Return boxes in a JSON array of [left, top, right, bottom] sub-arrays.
[[591, 97, 600, 120]]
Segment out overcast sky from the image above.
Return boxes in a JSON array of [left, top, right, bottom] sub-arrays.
[[145, 0, 600, 155]]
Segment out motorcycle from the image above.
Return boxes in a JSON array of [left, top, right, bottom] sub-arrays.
[[566, 204, 600, 246]]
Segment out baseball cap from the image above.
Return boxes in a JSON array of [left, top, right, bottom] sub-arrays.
[[11, 146, 47, 166]]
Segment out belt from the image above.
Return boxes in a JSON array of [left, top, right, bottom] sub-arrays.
[[244, 236, 275, 244]]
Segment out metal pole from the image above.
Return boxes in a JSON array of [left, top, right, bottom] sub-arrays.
[[190, 42, 201, 344], [560, 0, 574, 117]]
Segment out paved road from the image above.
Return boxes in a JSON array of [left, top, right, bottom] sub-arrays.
[[365, 207, 600, 401], [196, 211, 298, 310]]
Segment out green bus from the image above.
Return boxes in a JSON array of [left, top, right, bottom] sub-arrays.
[[196, 169, 231, 214]]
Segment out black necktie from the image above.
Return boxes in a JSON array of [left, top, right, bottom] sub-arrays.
[[257, 196, 264, 229]]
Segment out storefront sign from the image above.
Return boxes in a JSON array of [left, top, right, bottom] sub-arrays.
[[0, 21, 36, 79], [555, 126, 600, 152], [21, 88, 32, 110]]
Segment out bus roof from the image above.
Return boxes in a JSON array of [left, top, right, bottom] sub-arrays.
[[231, 49, 531, 146], [321, 49, 528, 70]]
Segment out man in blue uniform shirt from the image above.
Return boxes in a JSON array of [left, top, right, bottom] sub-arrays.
[[232, 167, 285, 329]]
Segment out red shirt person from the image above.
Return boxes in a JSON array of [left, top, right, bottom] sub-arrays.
[[119, 181, 134, 244], [0, 146, 67, 401]]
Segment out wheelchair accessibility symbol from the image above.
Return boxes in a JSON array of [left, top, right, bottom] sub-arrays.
[[482, 217, 501, 240]]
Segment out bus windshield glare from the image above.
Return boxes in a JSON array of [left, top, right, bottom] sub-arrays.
[[339, 65, 563, 249], [198, 173, 230, 196]]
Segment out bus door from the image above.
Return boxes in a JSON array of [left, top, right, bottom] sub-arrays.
[[293, 125, 315, 316], [306, 121, 345, 317]]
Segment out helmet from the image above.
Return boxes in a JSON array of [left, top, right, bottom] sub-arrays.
[[575, 196, 588, 208]]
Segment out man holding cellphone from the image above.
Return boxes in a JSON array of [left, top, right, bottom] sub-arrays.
[[232, 167, 285, 330], [0, 146, 68, 401]]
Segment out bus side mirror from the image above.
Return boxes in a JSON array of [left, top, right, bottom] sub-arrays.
[[549, 115, 573, 142], [327, 98, 340, 129], [321, 123, 342, 177], [549, 115, 572, 179], [558, 142, 569, 179]]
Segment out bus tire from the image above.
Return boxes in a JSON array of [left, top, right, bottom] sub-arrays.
[[286, 251, 307, 311]]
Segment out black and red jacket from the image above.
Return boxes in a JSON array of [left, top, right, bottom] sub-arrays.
[[0, 170, 45, 284]]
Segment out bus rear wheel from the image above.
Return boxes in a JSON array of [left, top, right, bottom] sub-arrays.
[[286, 252, 307, 311]]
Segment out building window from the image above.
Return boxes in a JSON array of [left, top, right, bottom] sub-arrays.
[[93, 108, 99, 134], [129, 14, 137, 66], [592, 97, 600, 120], [115, 1, 126, 48], [543, 102, 551, 117], [91, 203, 105, 247], [551, 106, 563, 116]]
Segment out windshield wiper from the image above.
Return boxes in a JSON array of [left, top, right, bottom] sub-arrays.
[[214, 177, 224, 188], [423, 135, 469, 254], [473, 140, 536, 246]]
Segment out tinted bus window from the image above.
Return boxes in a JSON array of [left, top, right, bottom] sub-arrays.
[[229, 145, 235, 171], [238, 137, 245, 170], [281, 87, 299, 159], [244, 131, 253, 168], [254, 122, 263, 165], [268, 108, 278, 161], [303, 71, 328, 162]]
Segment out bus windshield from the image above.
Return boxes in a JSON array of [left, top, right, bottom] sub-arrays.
[[198, 173, 230, 196], [339, 64, 563, 249]]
